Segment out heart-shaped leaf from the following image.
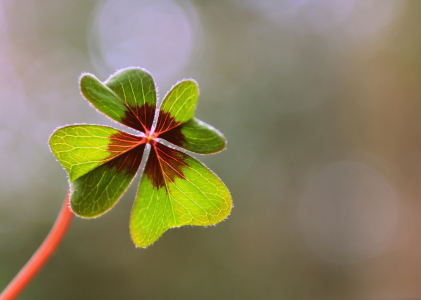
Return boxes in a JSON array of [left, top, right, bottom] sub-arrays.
[[131, 143, 231, 247]]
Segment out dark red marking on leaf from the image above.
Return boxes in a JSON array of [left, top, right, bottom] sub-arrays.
[[106, 144, 146, 176], [106, 131, 146, 176], [108, 131, 144, 153], [158, 125, 187, 148], [154, 110, 180, 135], [121, 103, 156, 132], [155, 109, 187, 148], [145, 143, 188, 189]]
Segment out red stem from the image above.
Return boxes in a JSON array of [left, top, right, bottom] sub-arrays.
[[0, 191, 73, 300]]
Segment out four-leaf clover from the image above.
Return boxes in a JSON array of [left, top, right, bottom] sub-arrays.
[[49, 67, 232, 248]]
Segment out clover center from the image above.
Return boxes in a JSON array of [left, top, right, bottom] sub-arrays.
[[145, 130, 158, 144]]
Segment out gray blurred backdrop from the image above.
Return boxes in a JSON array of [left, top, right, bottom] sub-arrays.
[[0, 0, 419, 299]]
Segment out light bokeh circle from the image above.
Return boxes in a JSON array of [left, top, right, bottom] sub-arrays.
[[89, 0, 201, 86]]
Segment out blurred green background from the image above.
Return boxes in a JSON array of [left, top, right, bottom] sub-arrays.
[[0, 0, 419, 299]]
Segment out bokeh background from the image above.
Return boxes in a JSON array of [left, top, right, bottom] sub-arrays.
[[0, 0, 419, 299]]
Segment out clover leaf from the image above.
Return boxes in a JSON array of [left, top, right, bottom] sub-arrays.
[[49, 67, 232, 248]]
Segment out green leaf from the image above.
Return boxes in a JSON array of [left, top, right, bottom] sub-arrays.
[[80, 67, 157, 132], [155, 80, 198, 133], [71, 144, 145, 218], [49, 125, 143, 182], [105, 67, 156, 109], [130, 143, 232, 248], [159, 118, 226, 154], [80, 74, 128, 124]]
